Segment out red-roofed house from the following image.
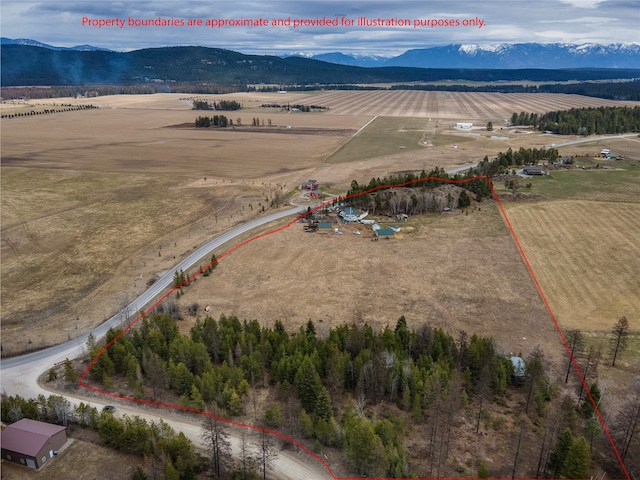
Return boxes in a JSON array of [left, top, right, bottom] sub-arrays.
[[1, 418, 67, 469]]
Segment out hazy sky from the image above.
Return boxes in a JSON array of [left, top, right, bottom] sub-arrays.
[[1, 0, 639, 55]]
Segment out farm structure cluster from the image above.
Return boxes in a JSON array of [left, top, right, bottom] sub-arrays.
[[303, 205, 402, 239], [300, 179, 322, 198]]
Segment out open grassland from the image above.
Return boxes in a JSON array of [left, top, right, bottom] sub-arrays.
[[500, 158, 640, 333], [2, 91, 639, 360], [174, 203, 565, 365], [504, 200, 640, 331], [0, 166, 281, 355], [328, 116, 474, 164], [278, 90, 640, 119], [520, 165, 640, 202], [0, 108, 353, 181]]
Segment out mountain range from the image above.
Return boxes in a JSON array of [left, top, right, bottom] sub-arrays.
[[0, 37, 114, 52], [306, 43, 640, 69], [3, 38, 639, 69], [2, 39, 639, 87]]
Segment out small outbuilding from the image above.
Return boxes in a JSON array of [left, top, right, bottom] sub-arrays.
[[1, 418, 67, 469], [523, 165, 545, 175], [375, 228, 395, 238], [511, 356, 526, 382]]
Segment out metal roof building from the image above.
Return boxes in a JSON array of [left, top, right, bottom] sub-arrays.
[[1, 419, 67, 469], [376, 228, 395, 237], [523, 165, 545, 175], [511, 356, 526, 377]]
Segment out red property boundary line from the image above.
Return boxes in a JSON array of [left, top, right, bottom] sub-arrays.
[[78, 175, 630, 480]]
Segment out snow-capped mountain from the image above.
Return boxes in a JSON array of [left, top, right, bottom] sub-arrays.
[[309, 52, 389, 68], [382, 43, 640, 69], [3, 38, 639, 69]]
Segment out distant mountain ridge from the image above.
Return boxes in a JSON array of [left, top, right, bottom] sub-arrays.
[[2, 40, 639, 87], [380, 43, 640, 69], [307, 43, 640, 69], [0, 37, 113, 52], [3, 38, 638, 69]]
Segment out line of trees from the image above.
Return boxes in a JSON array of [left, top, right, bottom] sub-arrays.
[[0, 392, 205, 479], [511, 106, 640, 135], [259, 103, 328, 111], [0, 104, 98, 119], [345, 166, 493, 211], [84, 312, 554, 477], [194, 115, 230, 128], [470, 146, 560, 178], [192, 99, 241, 111]]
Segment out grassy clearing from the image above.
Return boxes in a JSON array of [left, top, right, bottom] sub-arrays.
[[429, 133, 476, 147], [175, 201, 564, 365], [523, 161, 640, 203], [0, 166, 273, 355], [327, 116, 430, 163], [582, 331, 640, 366], [504, 200, 640, 331]]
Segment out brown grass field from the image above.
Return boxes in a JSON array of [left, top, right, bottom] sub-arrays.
[[1, 90, 638, 364], [174, 202, 565, 363], [2, 90, 640, 478], [504, 200, 640, 331]]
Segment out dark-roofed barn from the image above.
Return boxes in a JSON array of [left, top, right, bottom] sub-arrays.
[[1, 418, 67, 469], [523, 165, 545, 175]]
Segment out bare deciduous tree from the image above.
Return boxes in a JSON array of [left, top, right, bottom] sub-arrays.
[[564, 329, 584, 383], [613, 380, 640, 464], [259, 428, 279, 480], [238, 430, 259, 480], [200, 412, 231, 479], [610, 316, 630, 367]]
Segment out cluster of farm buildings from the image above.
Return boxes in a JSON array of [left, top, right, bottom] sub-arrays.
[[303, 203, 402, 239]]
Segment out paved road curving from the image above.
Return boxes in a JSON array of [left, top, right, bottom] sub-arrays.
[[1, 206, 307, 371], [1, 163, 483, 478], [0, 204, 335, 480]]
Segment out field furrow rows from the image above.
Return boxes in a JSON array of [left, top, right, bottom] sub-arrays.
[[504, 94, 568, 115], [393, 90, 419, 117], [307, 91, 360, 113], [334, 91, 387, 116], [506, 200, 640, 328], [415, 91, 430, 117], [473, 92, 506, 119], [509, 205, 595, 314], [406, 91, 425, 117], [375, 91, 407, 116], [427, 92, 439, 118], [550, 204, 631, 301], [459, 92, 490, 119], [296, 91, 639, 118]]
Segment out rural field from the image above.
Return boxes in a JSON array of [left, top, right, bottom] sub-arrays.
[[505, 199, 640, 332], [1, 90, 638, 356], [173, 202, 562, 364], [2, 88, 639, 477]]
